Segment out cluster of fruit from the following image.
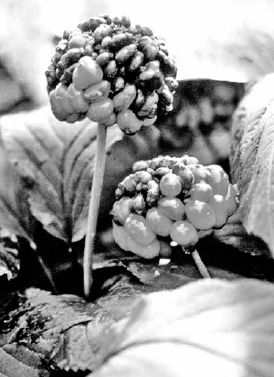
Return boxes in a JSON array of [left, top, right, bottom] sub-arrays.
[[158, 80, 244, 163], [111, 155, 238, 258], [46, 15, 177, 133]]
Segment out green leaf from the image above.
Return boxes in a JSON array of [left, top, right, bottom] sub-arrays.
[[231, 73, 274, 256], [0, 107, 123, 243], [0, 143, 33, 241], [92, 278, 274, 377]]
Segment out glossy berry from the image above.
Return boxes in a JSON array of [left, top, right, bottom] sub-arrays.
[[189, 182, 213, 203], [158, 197, 185, 221], [170, 220, 199, 247], [146, 208, 172, 237], [111, 154, 239, 259], [127, 236, 160, 259], [210, 194, 227, 228], [113, 222, 130, 251], [159, 173, 182, 197], [185, 199, 216, 230], [206, 164, 229, 196], [124, 213, 156, 245]]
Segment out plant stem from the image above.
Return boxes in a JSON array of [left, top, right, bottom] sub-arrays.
[[191, 249, 211, 279], [83, 124, 107, 299], [36, 254, 58, 294]]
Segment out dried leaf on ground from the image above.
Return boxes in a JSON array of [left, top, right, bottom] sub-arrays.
[[0, 231, 19, 282], [231, 73, 274, 256], [0, 107, 123, 243], [92, 278, 274, 377], [0, 288, 115, 374]]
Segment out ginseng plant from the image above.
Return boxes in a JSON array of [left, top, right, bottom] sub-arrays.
[[45, 15, 177, 298], [111, 155, 239, 277]]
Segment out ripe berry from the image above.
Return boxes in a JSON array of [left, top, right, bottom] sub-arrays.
[[185, 199, 216, 230], [210, 194, 227, 228], [124, 214, 156, 245], [206, 165, 229, 196], [146, 208, 172, 237], [112, 222, 130, 251], [158, 197, 185, 221], [127, 236, 160, 259], [189, 164, 211, 183], [170, 220, 199, 247], [159, 173, 182, 197], [189, 182, 213, 203]]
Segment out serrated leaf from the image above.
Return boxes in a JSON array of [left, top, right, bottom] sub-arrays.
[[231, 73, 274, 256], [91, 278, 274, 377], [0, 143, 33, 241], [0, 107, 123, 243]]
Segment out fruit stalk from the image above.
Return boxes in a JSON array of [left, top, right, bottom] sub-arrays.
[[83, 123, 107, 299], [190, 248, 211, 278]]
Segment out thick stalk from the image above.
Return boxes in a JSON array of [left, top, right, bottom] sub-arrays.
[[191, 249, 211, 278], [83, 124, 107, 299]]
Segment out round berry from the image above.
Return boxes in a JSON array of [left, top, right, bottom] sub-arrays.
[[185, 200, 216, 230], [124, 214, 156, 245], [112, 222, 130, 251], [146, 208, 172, 237], [210, 194, 228, 228], [170, 220, 199, 248], [158, 197, 185, 221], [159, 173, 182, 197], [206, 165, 229, 196], [189, 182, 213, 203], [87, 98, 114, 122], [127, 236, 160, 259], [117, 109, 143, 134]]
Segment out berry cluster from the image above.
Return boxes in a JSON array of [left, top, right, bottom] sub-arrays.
[[46, 15, 177, 133], [111, 155, 238, 258]]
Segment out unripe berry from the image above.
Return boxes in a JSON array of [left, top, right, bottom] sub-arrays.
[[170, 220, 199, 247], [124, 214, 156, 245], [146, 208, 172, 237], [189, 164, 211, 184], [158, 197, 185, 221], [172, 163, 194, 192], [185, 199, 216, 230], [160, 173, 182, 197], [111, 196, 132, 225]]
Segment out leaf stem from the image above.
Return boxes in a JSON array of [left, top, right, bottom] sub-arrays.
[[83, 124, 107, 299], [191, 248, 211, 279]]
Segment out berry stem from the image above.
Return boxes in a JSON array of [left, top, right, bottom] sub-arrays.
[[83, 123, 107, 299], [191, 249, 211, 279]]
